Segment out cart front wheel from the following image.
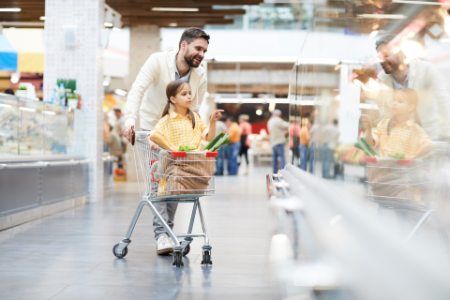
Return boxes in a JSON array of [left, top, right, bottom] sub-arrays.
[[172, 251, 184, 267], [113, 243, 128, 258], [201, 251, 212, 265]]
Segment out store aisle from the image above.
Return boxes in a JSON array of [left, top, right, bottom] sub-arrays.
[[0, 167, 275, 300]]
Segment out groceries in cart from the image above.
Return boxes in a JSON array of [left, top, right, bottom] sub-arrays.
[[147, 80, 224, 197], [361, 88, 436, 204]]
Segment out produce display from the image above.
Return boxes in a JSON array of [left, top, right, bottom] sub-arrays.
[[354, 137, 380, 157], [178, 145, 196, 152], [388, 153, 406, 159], [335, 144, 367, 165]]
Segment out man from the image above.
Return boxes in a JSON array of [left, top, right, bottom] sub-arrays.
[[308, 119, 318, 174], [375, 35, 450, 140], [299, 118, 310, 171], [214, 117, 228, 176], [267, 109, 289, 174], [321, 119, 340, 179], [121, 28, 210, 255], [225, 117, 241, 175]]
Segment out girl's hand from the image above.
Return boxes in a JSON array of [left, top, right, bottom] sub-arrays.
[[361, 114, 372, 130], [210, 110, 224, 122]]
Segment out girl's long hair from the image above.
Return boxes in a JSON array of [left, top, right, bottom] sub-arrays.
[[162, 80, 196, 129], [387, 88, 420, 135]]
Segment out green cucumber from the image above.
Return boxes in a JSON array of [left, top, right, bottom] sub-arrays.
[[203, 132, 224, 151], [210, 133, 230, 151], [360, 137, 379, 157]]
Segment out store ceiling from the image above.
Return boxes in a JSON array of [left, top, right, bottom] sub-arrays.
[[0, 0, 261, 28]]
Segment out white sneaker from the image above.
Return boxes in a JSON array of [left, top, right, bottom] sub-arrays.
[[156, 235, 173, 255]]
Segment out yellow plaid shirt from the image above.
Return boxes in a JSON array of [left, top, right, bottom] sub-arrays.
[[373, 118, 430, 157], [153, 111, 208, 149]]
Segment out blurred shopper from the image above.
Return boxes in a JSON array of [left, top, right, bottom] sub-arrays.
[[375, 35, 450, 140], [214, 117, 228, 176], [225, 117, 241, 175], [112, 106, 125, 135], [122, 27, 210, 255], [4, 89, 14, 95], [289, 118, 300, 165], [321, 120, 340, 179], [299, 119, 310, 171], [238, 114, 252, 170], [268, 109, 289, 174], [308, 119, 318, 174]]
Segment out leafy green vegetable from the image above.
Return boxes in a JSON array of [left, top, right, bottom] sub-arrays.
[[354, 137, 380, 157], [360, 137, 379, 157], [210, 133, 230, 151], [178, 145, 197, 152], [388, 153, 406, 159], [202, 132, 224, 151]]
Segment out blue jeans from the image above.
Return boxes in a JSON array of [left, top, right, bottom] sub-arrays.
[[308, 143, 315, 174], [272, 144, 285, 174], [322, 143, 332, 178], [215, 146, 226, 175], [299, 144, 308, 171], [228, 142, 241, 175]]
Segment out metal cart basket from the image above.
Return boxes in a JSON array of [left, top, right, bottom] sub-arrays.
[[365, 148, 450, 244], [112, 131, 216, 267]]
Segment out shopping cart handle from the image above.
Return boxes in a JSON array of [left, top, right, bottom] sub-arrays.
[[206, 152, 218, 158]]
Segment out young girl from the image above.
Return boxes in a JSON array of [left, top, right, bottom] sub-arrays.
[[149, 80, 223, 151], [148, 80, 222, 255], [362, 88, 432, 159]]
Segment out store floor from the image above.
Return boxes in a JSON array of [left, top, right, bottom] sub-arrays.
[[0, 166, 276, 300]]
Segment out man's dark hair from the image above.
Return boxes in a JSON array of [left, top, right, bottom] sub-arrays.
[[333, 119, 338, 125], [375, 35, 395, 49], [226, 116, 236, 123], [179, 27, 210, 49]]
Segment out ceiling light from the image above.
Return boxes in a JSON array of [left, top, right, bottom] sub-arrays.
[[392, 0, 441, 5], [112, 27, 121, 32], [0, 103, 12, 108], [369, 30, 379, 39], [256, 109, 263, 116], [10, 72, 20, 84], [357, 14, 406, 19], [40, 16, 46, 21], [268, 102, 276, 113], [19, 107, 36, 113], [152, 7, 199, 12], [104, 22, 113, 27], [42, 111, 56, 115], [0, 8, 21, 12], [445, 16, 450, 36], [114, 89, 127, 96], [169, 23, 178, 27]]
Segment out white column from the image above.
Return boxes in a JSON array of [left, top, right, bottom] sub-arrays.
[[125, 25, 161, 182], [44, 0, 105, 202]]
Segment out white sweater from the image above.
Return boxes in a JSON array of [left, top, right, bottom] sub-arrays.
[[124, 49, 207, 130]]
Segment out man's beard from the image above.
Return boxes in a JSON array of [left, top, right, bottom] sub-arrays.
[[184, 51, 202, 68]]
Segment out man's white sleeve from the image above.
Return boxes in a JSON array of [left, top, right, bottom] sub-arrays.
[[192, 78, 207, 112], [124, 54, 160, 127], [428, 64, 450, 136]]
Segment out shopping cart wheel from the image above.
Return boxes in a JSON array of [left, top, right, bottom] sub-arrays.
[[182, 244, 191, 256], [201, 251, 212, 265], [172, 250, 184, 267], [112, 243, 128, 259]]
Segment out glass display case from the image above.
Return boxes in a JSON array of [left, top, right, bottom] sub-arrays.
[[0, 93, 75, 156]]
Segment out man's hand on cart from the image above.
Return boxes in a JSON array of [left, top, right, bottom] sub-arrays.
[[210, 110, 224, 122], [122, 124, 134, 144]]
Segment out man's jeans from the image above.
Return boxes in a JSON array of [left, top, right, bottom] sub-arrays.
[[142, 128, 178, 240], [272, 144, 285, 174], [299, 144, 308, 171], [308, 142, 315, 174], [228, 142, 241, 175], [215, 145, 226, 175], [322, 143, 333, 178]]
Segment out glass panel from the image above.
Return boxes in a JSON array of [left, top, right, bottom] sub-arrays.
[[18, 100, 45, 155], [44, 103, 68, 155], [0, 95, 19, 155]]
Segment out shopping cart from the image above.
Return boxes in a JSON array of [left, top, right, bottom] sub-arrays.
[[112, 131, 216, 267], [365, 147, 450, 244]]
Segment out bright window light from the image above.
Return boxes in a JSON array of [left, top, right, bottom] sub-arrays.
[[0, 103, 12, 108], [369, 30, 379, 39], [112, 27, 121, 32], [104, 22, 113, 27], [152, 7, 199, 12], [0, 8, 21, 12], [19, 107, 36, 112], [42, 111, 56, 115], [401, 40, 424, 59]]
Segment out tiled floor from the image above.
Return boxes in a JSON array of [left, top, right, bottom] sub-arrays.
[[0, 167, 276, 300]]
